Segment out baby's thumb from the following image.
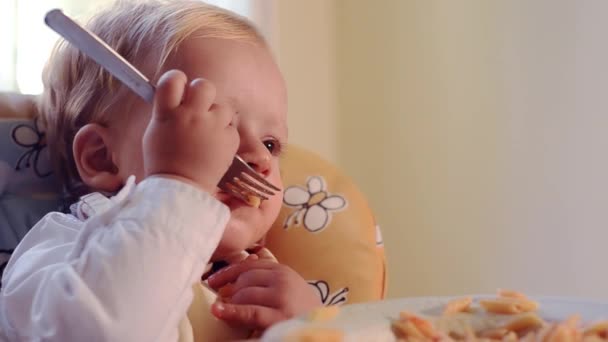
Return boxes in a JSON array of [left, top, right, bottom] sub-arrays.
[[153, 69, 188, 120]]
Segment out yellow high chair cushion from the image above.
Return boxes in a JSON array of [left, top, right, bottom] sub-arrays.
[[265, 145, 387, 305]]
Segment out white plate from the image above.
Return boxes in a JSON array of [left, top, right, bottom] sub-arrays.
[[262, 296, 608, 342]]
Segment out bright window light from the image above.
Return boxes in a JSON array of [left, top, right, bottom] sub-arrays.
[[4, 0, 255, 94]]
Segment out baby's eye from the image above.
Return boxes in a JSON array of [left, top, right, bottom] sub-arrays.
[[263, 139, 282, 155]]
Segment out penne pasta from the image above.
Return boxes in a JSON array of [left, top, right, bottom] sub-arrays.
[[479, 297, 539, 314], [387, 291, 606, 342], [444, 297, 473, 315]]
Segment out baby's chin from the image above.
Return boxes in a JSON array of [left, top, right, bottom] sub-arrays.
[[211, 219, 262, 262], [211, 241, 251, 262], [212, 192, 273, 261]]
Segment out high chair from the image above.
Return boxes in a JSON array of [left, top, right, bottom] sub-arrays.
[[0, 91, 386, 321]]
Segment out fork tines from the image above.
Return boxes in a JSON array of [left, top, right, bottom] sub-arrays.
[[220, 157, 281, 204]]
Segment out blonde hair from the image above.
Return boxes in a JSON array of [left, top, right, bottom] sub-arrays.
[[39, 0, 265, 204]]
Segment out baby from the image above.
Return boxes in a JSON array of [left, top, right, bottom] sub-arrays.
[[0, 1, 321, 340]]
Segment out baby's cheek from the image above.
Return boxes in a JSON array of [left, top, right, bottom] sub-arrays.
[[267, 196, 283, 224]]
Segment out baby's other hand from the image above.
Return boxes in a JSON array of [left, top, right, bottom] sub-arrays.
[[207, 259, 322, 330], [143, 69, 239, 193]]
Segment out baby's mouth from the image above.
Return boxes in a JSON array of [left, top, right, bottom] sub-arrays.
[[215, 190, 229, 200], [215, 191, 235, 205], [215, 190, 262, 208]]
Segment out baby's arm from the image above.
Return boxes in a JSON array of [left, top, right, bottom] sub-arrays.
[[1, 178, 227, 341], [0, 71, 238, 341]]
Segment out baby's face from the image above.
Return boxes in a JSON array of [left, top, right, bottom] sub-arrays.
[[112, 37, 288, 261]]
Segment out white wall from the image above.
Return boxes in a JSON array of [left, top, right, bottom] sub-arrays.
[[274, 0, 337, 163], [336, 0, 608, 299]]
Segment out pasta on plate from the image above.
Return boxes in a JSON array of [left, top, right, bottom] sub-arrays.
[[392, 290, 607, 342]]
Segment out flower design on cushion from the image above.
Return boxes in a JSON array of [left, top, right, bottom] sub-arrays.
[[11, 119, 52, 178], [307, 280, 349, 306], [282, 176, 347, 232]]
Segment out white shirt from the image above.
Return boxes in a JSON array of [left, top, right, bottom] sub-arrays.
[[0, 176, 230, 342]]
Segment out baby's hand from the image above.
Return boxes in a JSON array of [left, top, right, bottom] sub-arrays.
[[207, 259, 322, 330], [143, 70, 238, 193]]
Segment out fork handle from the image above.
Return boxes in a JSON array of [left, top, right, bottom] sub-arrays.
[[45, 9, 156, 103]]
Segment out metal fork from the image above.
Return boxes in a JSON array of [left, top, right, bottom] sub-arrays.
[[44, 9, 280, 202]]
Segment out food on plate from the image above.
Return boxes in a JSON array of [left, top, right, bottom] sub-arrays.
[[284, 327, 344, 342], [443, 297, 473, 315], [391, 290, 608, 341], [308, 306, 341, 322], [478, 297, 539, 315]]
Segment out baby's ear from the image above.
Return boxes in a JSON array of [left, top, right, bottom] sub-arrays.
[[73, 123, 122, 193]]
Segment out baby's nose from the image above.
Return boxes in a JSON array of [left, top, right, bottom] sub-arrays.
[[240, 146, 271, 177]]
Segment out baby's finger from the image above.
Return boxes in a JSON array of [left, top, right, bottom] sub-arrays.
[[230, 286, 280, 308], [246, 254, 259, 261], [217, 269, 273, 299], [211, 302, 284, 330], [231, 269, 274, 292], [184, 78, 216, 114], [207, 260, 276, 290], [154, 70, 187, 119]]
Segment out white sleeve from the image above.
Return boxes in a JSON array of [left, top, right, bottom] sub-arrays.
[[0, 177, 229, 342]]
